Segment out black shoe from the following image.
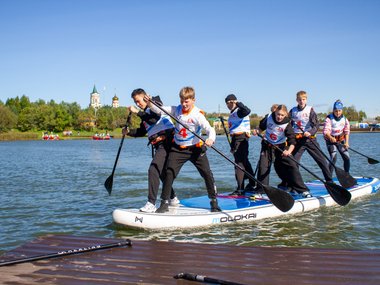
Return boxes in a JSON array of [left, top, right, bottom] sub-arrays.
[[244, 183, 256, 191], [277, 181, 288, 190], [229, 189, 243, 196], [155, 200, 169, 213], [252, 186, 265, 194], [210, 199, 221, 212]]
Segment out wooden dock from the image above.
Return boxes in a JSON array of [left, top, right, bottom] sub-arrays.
[[0, 235, 379, 284]]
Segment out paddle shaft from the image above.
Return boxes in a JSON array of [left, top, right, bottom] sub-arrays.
[[110, 134, 125, 176], [149, 99, 268, 189], [0, 239, 132, 267], [219, 116, 231, 145], [104, 112, 132, 194], [174, 272, 246, 285], [256, 133, 326, 182], [345, 144, 379, 164], [294, 124, 343, 171], [256, 133, 351, 206], [293, 125, 358, 188]]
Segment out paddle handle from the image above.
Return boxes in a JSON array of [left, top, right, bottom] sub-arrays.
[[174, 272, 246, 285]]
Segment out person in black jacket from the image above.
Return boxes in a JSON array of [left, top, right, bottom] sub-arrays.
[[225, 94, 256, 194], [253, 104, 311, 198], [123, 88, 178, 212]]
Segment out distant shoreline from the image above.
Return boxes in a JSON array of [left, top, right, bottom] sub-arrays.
[[0, 128, 379, 142]]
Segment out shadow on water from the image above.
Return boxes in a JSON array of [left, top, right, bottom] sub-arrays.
[[0, 133, 379, 253]]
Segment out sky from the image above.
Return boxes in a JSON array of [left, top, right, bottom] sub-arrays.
[[1, 0, 379, 118]]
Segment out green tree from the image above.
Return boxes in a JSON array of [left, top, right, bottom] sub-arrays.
[[0, 105, 17, 132], [78, 108, 96, 131], [343, 106, 367, 122], [17, 106, 39, 131], [96, 106, 113, 130]]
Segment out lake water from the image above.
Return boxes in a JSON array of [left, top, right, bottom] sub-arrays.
[[1, 133, 379, 253]]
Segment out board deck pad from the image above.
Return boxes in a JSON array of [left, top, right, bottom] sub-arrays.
[[180, 177, 373, 210]]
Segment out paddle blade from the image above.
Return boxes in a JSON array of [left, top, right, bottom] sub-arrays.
[[104, 175, 113, 195], [368, 158, 379, 164], [325, 181, 351, 206], [262, 185, 295, 212], [334, 167, 357, 189]]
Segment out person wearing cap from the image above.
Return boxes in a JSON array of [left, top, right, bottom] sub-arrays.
[[323, 100, 351, 174], [225, 94, 256, 195], [290, 90, 334, 184]]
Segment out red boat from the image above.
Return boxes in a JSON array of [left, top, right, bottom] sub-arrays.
[[92, 133, 111, 140], [42, 132, 60, 140]]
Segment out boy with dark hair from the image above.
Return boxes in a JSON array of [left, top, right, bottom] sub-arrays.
[[225, 94, 255, 194], [124, 88, 178, 212]]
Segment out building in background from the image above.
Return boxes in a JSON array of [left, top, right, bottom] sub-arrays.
[[112, 94, 119, 108], [89, 85, 101, 109]]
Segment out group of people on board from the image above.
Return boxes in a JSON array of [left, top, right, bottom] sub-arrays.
[[123, 87, 351, 213]]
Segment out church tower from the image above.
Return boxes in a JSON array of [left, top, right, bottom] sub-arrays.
[[112, 94, 119, 108], [89, 85, 101, 109]]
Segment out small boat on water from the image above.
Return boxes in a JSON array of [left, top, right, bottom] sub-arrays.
[[42, 132, 60, 140], [112, 176, 380, 230], [92, 133, 111, 140]]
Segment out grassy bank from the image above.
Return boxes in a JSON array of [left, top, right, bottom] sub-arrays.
[[0, 129, 125, 141]]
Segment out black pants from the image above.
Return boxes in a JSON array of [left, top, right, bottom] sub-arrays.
[[161, 145, 217, 201], [147, 141, 176, 204], [326, 141, 350, 173], [257, 143, 308, 193], [231, 136, 255, 190], [293, 137, 333, 182]]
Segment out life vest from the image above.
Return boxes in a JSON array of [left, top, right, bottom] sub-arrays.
[[327, 114, 346, 137], [228, 108, 250, 135], [265, 114, 289, 145], [290, 105, 313, 134], [173, 105, 207, 147], [143, 108, 175, 139]]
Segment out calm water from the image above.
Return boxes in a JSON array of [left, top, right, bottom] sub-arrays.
[[1, 133, 379, 253]]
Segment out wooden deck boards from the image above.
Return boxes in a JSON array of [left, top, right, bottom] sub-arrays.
[[0, 235, 379, 285]]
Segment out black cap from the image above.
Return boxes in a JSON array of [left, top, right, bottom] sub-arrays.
[[225, 94, 237, 103]]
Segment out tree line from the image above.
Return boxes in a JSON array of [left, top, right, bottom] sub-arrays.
[[0, 95, 374, 133]]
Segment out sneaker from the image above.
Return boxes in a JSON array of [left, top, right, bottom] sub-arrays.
[[139, 201, 157, 213], [170, 196, 180, 206], [302, 191, 312, 198], [210, 199, 221, 212], [155, 200, 169, 213]]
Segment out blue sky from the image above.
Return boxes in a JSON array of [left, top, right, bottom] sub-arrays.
[[1, 0, 379, 117]]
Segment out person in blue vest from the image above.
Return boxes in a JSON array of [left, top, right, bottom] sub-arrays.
[[225, 94, 256, 195], [323, 100, 351, 174], [124, 88, 178, 213], [290, 91, 333, 184], [253, 105, 311, 197]]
